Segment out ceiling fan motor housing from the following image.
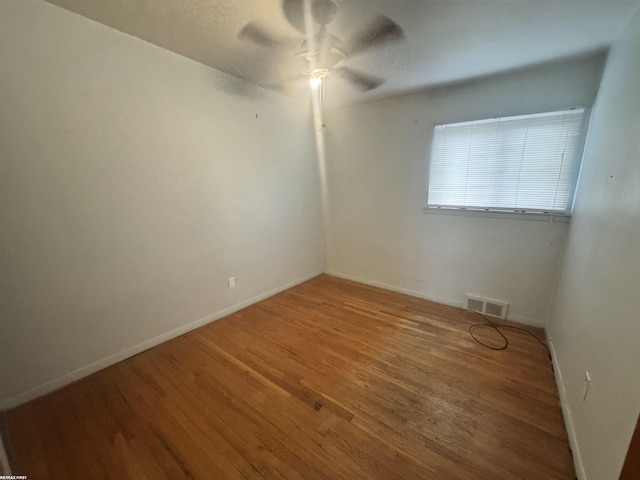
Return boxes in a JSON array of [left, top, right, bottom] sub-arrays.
[[312, 0, 338, 26], [298, 29, 347, 72]]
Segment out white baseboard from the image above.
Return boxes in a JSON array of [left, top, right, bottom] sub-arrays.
[[324, 270, 545, 327], [0, 271, 322, 411], [0, 434, 10, 476], [506, 313, 546, 328], [325, 269, 464, 308], [548, 336, 587, 480]]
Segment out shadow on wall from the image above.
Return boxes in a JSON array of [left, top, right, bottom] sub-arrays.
[[211, 69, 276, 100], [392, 50, 608, 104]]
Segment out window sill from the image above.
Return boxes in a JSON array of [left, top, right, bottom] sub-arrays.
[[422, 206, 571, 223]]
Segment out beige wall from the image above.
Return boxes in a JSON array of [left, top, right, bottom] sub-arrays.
[[323, 55, 605, 326], [0, 0, 323, 408], [548, 5, 640, 479]]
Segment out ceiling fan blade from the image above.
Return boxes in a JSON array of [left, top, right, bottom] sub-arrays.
[[335, 67, 384, 92], [347, 15, 406, 57], [238, 22, 285, 48], [282, 0, 305, 32]]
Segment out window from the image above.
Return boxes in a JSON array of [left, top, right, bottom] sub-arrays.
[[427, 108, 586, 215]]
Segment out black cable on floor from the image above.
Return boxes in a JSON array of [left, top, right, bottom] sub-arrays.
[[467, 311, 551, 360]]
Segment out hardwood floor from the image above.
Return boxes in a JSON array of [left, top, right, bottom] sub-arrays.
[[5, 275, 575, 479]]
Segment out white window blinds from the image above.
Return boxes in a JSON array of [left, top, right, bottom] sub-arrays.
[[427, 108, 586, 214]]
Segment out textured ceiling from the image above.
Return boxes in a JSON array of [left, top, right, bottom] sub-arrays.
[[45, 0, 640, 106]]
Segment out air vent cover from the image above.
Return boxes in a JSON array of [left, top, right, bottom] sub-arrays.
[[464, 294, 509, 319]]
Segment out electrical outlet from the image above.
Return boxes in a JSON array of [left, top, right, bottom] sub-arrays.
[[228, 276, 236, 289], [582, 371, 591, 401]]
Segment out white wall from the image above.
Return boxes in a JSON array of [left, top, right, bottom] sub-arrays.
[[0, 0, 322, 408], [547, 5, 640, 480], [0, 435, 10, 475], [323, 55, 605, 326]]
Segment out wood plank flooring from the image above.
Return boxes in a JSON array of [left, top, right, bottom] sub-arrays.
[[5, 275, 575, 479]]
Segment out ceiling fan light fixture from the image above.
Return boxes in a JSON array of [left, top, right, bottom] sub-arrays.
[[309, 76, 323, 88], [310, 68, 330, 78], [310, 68, 330, 88]]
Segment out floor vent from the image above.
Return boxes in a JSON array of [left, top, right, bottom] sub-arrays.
[[464, 294, 509, 319]]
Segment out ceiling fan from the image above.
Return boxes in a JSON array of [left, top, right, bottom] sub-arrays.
[[238, 0, 406, 93]]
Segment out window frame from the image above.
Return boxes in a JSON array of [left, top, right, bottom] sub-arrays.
[[425, 107, 591, 218]]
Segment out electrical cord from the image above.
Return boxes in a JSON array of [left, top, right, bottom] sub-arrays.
[[467, 311, 551, 360]]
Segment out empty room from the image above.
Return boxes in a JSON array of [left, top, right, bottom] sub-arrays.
[[1, 0, 639, 479]]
